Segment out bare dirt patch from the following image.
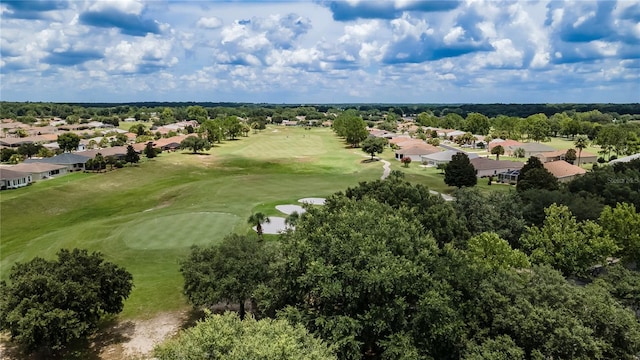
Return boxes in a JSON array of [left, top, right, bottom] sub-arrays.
[[99, 310, 191, 360], [120, 312, 186, 358], [0, 311, 190, 360]]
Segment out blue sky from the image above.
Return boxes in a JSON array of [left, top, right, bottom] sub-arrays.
[[1, 0, 639, 103]]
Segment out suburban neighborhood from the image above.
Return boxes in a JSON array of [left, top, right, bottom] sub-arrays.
[[1, 104, 639, 359]]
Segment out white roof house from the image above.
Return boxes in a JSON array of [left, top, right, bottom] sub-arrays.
[[446, 130, 467, 138], [609, 153, 640, 164], [421, 150, 479, 165]]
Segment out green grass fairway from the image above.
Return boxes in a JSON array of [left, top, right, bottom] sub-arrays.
[[1, 126, 514, 320], [122, 212, 241, 250], [1, 126, 381, 319]]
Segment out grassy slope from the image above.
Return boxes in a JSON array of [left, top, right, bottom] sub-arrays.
[[1, 126, 381, 318]]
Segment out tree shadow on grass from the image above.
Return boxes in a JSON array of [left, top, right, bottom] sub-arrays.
[[183, 152, 211, 156], [361, 158, 380, 164], [0, 317, 135, 360]]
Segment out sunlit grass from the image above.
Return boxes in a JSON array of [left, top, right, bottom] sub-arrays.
[[1, 126, 380, 318]]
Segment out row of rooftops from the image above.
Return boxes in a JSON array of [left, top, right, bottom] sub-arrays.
[[0, 118, 197, 151], [373, 127, 600, 180]]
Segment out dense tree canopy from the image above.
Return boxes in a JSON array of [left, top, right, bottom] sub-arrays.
[[599, 203, 640, 264], [453, 188, 526, 245], [251, 192, 640, 360], [258, 197, 441, 359], [180, 135, 211, 154], [342, 172, 469, 246], [154, 312, 336, 360], [57, 132, 81, 152], [332, 109, 368, 147], [567, 159, 640, 208], [181, 234, 272, 319], [465, 232, 530, 272], [464, 112, 491, 135], [0, 249, 133, 354], [519, 204, 618, 276]]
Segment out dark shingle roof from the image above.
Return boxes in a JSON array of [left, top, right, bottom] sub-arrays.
[[24, 152, 91, 165]]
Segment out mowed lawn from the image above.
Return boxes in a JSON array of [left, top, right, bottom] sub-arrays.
[[0, 126, 382, 319]]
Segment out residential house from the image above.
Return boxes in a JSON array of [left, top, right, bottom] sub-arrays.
[[609, 153, 640, 164], [497, 169, 520, 184], [131, 143, 148, 152], [368, 129, 391, 137], [488, 139, 523, 151], [79, 146, 129, 160], [26, 126, 59, 136], [6, 163, 67, 180], [535, 149, 597, 164], [86, 121, 114, 129], [470, 157, 525, 178], [543, 160, 587, 183], [421, 150, 479, 166], [24, 153, 91, 172], [435, 129, 456, 137], [445, 130, 467, 139], [395, 145, 440, 161], [124, 132, 137, 143], [388, 137, 430, 149], [0, 168, 32, 190], [154, 135, 188, 151], [0, 137, 34, 147]]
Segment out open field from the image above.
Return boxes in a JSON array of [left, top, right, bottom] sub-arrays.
[[1, 126, 521, 323], [541, 136, 602, 154], [1, 126, 382, 319]]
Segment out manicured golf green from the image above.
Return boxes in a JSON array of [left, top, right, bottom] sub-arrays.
[[0, 126, 382, 319], [122, 212, 241, 250]]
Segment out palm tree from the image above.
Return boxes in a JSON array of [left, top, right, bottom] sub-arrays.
[[248, 212, 270, 239], [574, 135, 589, 166], [285, 211, 300, 228], [250, 121, 260, 134]]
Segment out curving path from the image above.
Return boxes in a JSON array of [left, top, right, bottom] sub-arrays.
[[429, 189, 455, 202], [354, 151, 391, 180], [380, 159, 391, 180]]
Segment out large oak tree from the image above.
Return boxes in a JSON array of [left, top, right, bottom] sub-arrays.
[[0, 249, 133, 354]]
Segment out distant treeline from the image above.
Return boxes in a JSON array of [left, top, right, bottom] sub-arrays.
[[2, 102, 639, 119]]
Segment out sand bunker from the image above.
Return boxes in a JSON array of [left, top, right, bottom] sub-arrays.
[[253, 217, 288, 234], [298, 197, 326, 205], [276, 204, 306, 215]]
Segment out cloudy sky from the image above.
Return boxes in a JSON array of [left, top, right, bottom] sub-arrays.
[[1, 0, 639, 103]]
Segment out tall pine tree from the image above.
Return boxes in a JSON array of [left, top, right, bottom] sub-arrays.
[[125, 144, 140, 165]]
